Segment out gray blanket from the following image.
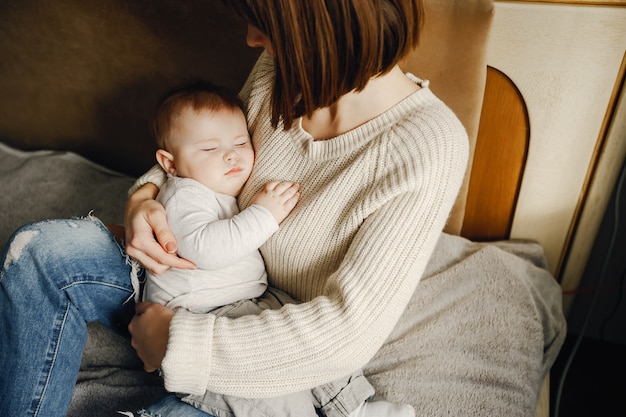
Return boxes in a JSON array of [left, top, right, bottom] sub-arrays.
[[0, 142, 566, 417], [0, 142, 134, 249]]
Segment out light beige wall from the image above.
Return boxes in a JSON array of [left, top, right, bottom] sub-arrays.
[[487, 2, 626, 288]]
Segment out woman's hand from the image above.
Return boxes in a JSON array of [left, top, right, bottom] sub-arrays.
[[124, 183, 195, 274], [128, 302, 174, 372]]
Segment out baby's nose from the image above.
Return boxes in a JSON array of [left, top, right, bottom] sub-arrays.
[[225, 149, 238, 161]]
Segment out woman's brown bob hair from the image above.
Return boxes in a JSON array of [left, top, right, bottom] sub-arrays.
[[221, 0, 424, 128]]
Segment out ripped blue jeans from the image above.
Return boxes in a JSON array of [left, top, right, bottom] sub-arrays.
[[0, 218, 372, 417], [0, 218, 214, 417]]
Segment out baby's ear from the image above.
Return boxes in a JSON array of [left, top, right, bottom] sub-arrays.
[[156, 149, 177, 175]]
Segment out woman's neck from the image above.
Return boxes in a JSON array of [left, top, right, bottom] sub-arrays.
[[301, 65, 420, 141]]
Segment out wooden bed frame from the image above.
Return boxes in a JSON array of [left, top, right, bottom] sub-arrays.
[[462, 66, 529, 242]]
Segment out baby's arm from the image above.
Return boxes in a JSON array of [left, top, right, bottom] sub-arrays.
[[170, 181, 299, 270]]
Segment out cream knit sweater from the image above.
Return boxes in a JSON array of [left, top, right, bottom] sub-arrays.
[[137, 53, 469, 398]]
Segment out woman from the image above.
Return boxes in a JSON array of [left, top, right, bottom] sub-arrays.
[[0, 0, 468, 415]]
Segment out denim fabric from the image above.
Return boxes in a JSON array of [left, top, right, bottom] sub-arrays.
[[312, 373, 374, 417], [181, 371, 373, 417], [0, 218, 138, 416], [138, 394, 216, 417], [181, 390, 318, 417]]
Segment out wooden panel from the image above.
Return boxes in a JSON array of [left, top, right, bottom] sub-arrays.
[[462, 66, 529, 241]]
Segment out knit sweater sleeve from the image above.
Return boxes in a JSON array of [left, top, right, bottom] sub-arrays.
[[160, 103, 470, 396], [127, 164, 167, 196]]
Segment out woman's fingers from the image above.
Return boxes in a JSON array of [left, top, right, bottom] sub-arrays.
[[127, 237, 192, 275], [125, 198, 195, 274]]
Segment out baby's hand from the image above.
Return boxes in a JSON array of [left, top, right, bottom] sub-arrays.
[[251, 181, 300, 224]]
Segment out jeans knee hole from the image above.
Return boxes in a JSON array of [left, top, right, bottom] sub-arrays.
[[3, 230, 39, 271]]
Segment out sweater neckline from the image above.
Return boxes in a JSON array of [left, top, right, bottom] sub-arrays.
[[289, 75, 434, 161]]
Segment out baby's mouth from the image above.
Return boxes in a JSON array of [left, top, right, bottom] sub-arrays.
[[225, 166, 243, 175]]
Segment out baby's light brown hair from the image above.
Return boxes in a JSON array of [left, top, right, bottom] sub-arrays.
[[152, 81, 244, 150]]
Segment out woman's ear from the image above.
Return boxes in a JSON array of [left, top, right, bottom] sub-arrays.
[[156, 149, 177, 176]]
